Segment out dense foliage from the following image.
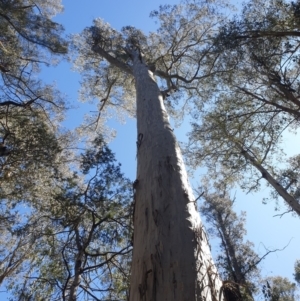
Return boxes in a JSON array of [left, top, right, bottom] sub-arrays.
[[6, 137, 132, 301], [187, 0, 300, 216]]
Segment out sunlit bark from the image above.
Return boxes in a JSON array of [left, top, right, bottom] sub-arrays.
[[130, 51, 223, 301]]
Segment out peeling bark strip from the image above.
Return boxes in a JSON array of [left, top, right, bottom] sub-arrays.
[[129, 50, 223, 301], [136, 133, 144, 157]]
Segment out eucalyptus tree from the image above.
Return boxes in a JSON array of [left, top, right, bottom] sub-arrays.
[[0, 209, 37, 286], [0, 112, 75, 299], [215, 0, 300, 120], [187, 93, 300, 215], [0, 0, 68, 187], [268, 155, 300, 212], [186, 0, 300, 216], [0, 0, 71, 217], [0, 122, 75, 301], [294, 260, 300, 286], [6, 137, 133, 301], [0, 0, 70, 280], [199, 183, 260, 301], [0, 107, 74, 240], [0, 0, 67, 116], [71, 1, 231, 300], [0, 2, 72, 296], [262, 276, 299, 301]]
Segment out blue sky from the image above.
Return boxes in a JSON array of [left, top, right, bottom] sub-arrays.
[[42, 0, 300, 295]]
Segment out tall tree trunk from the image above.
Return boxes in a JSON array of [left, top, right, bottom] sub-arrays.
[[217, 214, 245, 283], [217, 214, 254, 300], [129, 53, 223, 301]]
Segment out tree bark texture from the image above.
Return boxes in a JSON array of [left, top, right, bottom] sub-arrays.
[[129, 53, 224, 301], [67, 227, 84, 301], [67, 252, 82, 301]]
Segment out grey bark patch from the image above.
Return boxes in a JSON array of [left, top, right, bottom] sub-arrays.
[[152, 209, 159, 226], [145, 207, 149, 231], [138, 262, 153, 300], [130, 54, 224, 301]]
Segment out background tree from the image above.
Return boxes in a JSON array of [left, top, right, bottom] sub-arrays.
[[187, 95, 300, 215], [186, 0, 300, 216], [5, 137, 133, 301], [199, 182, 260, 300], [0, 110, 75, 297], [0, 0, 71, 203], [0, 0, 69, 190], [0, 1, 74, 297], [0, 0, 68, 125], [294, 260, 300, 286], [262, 276, 299, 301], [216, 0, 300, 120], [199, 180, 300, 301]]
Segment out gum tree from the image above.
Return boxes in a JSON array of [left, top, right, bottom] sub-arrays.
[[262, 276, 298, 301], [187, 96, 300, 216], [294, 260, 300, 286], [186, 0, 300, 216], [0, 0, 71, 296], [0, 0, 69, 202], [6, 137, 132, 301], [72, 1, 229, 300], [199, 183, 260, 300]]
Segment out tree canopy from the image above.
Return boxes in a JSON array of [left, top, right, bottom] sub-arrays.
[[186, 0, 300, 216]]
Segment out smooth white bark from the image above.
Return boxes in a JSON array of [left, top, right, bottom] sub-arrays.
[[130, 53, 223, 301]]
